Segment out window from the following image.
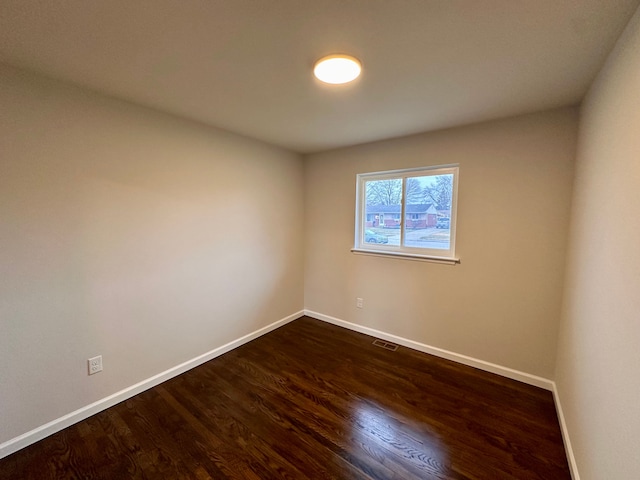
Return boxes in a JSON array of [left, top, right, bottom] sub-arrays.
[[353, 165, 459, 262]]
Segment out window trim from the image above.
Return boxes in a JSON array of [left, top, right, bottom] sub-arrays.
[[354, 164, 459, 263]]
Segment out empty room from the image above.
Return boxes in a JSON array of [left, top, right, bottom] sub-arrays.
[[1, 1, 639, 479]]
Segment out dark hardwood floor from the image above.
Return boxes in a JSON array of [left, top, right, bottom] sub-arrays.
[[0, 316, 570, 479]]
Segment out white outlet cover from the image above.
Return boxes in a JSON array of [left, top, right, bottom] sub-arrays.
[[88, 355, 103, 375]]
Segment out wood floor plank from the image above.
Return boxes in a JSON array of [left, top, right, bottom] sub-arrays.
[[216, 348, 455, 479], [189, 365, 375, 480], [0, 316, 570, 479], [228, 330, 520, 477]]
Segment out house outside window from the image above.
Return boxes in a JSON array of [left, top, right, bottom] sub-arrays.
[[353, 165, 459, 262]]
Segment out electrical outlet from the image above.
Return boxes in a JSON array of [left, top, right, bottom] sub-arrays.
[[356, 297, 364, 308], [88, 355, 103, 375]]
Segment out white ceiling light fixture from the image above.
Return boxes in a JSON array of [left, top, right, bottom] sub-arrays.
[[313, 54, 362, 85]]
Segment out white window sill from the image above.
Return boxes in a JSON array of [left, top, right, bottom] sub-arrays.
[[351, 248, 460, 265]]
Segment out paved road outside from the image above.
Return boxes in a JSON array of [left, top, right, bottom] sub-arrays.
[[367, 227, 450, 250]]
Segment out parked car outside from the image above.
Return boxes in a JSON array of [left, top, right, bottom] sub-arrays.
[[365, 229, 389, 244], [436, 217, 450, 229]]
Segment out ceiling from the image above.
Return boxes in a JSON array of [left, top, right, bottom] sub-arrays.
[[1, 1, 638, 154]]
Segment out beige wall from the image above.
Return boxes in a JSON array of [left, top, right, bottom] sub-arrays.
[[0, 65, 304, 444], [304, 108, 577, 378], [556, 5, 640, 479]]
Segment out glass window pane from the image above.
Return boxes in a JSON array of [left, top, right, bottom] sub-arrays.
[[364, 178, 402, 247], [403, 174, 453, 250]]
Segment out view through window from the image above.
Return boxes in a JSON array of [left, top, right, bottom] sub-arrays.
[[355, 165, 458, 259]]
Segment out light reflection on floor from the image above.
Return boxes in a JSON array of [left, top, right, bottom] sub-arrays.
[[351, 399, 451, 477]]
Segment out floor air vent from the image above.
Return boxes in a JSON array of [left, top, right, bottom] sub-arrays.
[[372, 339, 399, 351]]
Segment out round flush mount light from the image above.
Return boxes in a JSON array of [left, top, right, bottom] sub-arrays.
[[313, 54, 362, 84]]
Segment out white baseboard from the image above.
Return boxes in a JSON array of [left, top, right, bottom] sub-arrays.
[[304, 310, 554, 390], [0, 310, 304, 460], [551, 382, 581, 480]]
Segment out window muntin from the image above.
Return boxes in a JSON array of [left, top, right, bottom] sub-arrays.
[[355, 165, 459, 260]]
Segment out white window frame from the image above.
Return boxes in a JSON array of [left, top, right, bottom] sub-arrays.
[[353, 165, 459, 264]]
